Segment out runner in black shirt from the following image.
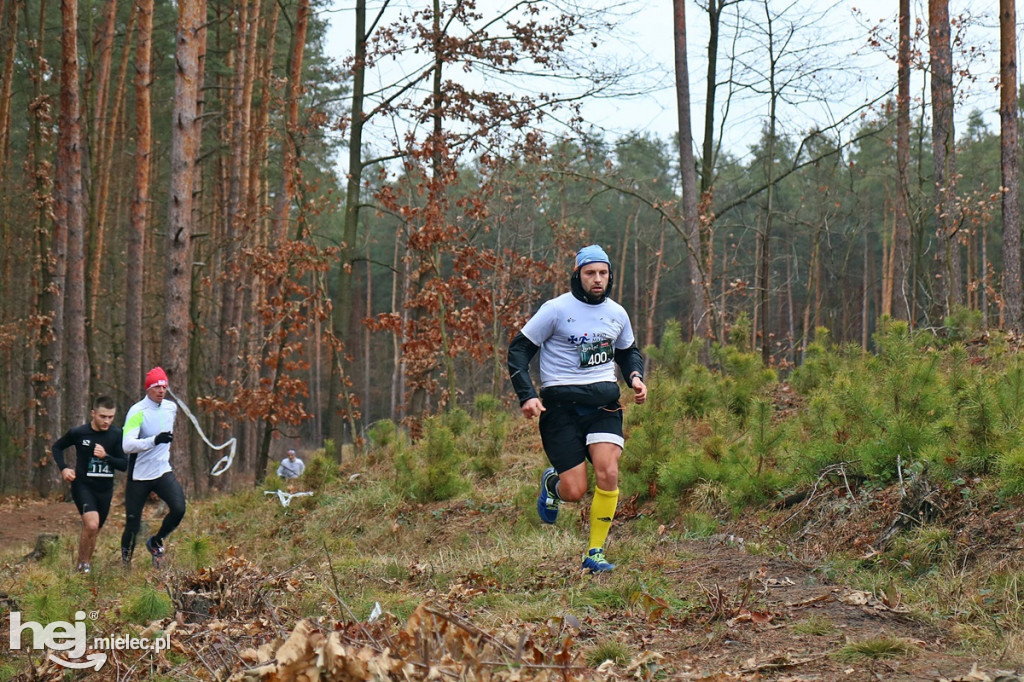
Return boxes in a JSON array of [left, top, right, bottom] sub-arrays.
[[52, 396, 127, 573]]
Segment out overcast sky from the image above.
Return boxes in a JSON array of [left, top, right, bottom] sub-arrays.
[[323, 1, 1006, 163]]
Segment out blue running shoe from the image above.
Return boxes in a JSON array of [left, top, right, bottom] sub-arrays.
[[145, 536, 165, 568], [537, 467, 560, 524], [582, 548, 615, 573]]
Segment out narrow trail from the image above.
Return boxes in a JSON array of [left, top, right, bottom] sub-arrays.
[[0, 496, 82, 551]]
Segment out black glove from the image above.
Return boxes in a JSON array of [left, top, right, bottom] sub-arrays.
[[154, 431, 173, 445]]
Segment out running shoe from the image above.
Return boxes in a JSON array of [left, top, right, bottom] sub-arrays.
[[582, 548, 615, 573], [76, 562, 90, 574], [121, 547, 133, 569], [145, 536, 165, 567], [537, 467, 560, 524]]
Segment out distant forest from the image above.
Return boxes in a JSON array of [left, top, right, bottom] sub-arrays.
[[0, 0, 1020, 496]]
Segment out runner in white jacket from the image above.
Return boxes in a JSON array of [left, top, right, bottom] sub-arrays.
[[120, 366, 186, 568]]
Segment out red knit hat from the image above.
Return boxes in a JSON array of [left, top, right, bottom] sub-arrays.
[[145, 367, 169, 390]]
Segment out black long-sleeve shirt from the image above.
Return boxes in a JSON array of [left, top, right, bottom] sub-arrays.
[[52, 424, 127, 490]]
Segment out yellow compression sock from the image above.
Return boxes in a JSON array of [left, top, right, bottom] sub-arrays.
[[588, 487, 619, 551]]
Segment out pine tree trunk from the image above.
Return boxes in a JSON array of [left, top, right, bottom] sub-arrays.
[[759, 0, 779, 365], [800, 225, 821, 363], [616, 214, 630, 302], [256, 0, 310, 481], [673, 0, 708, 343], [28, 0, 58, 495], [645, 224, 666, 349], [786, 253, 794, 365], [89, 0, 136, 390], [390, 233, 403, 422], [60, 0, 88, 422], [862, 227, 870, 350], [699, 0, 723, 197], [928, 0, 960, 317], [0, 0, 18, 176], [893, 0, 912, 322], [126, 0, 153, 397], [165, 0, 207, 483], [999, 0, 1021, 332], [329, 0, 368, 455], [218, 0, 261, 406]]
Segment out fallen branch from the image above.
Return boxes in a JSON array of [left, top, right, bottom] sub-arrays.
[[738, 651, 835, 674]]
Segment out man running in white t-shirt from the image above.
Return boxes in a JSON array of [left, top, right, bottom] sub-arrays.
[[507, 245, 647, 573]]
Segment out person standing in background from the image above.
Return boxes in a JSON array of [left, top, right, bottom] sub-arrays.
[[277, 449, 305, 479]]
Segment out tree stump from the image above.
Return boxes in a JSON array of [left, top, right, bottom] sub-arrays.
[[22, 533, 60, 562]]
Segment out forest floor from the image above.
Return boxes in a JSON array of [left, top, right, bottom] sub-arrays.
[[0, 495, 82, 548], [3, 483, 1024, 681]]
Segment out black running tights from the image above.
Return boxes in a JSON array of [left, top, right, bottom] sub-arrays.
[[121, 471, 186, 556]]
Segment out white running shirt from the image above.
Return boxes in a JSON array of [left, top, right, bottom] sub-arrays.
[[122, 396, 177, 480], [520, 292, 636, 388]]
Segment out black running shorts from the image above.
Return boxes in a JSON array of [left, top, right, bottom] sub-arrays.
[[538, 401, 624, 474], [70, 481, 114, 528]]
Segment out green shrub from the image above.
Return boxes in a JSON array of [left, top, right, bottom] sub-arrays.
[[944, 305, 984, 342], [728, 311, 752, 351], [474, 393, 501, 414], [621, 370, 682, 500], [835, 636, 917, 661], [180, 534, 215, 571], [679, 364, 716, 417], [790, 327, 836, 394], [997, 447, 1024, 497], [368, 419, 398, 448], [585, 639, 632, 667], [890, 525, 954, 576], [645, 319, 698, 379], [394, 416, 469, 501], [302, 453, 339, 491], [125, 586, 173, 623], [727, 468, 786, 509], [24, 586, 79, 624], [996, 360, 1024, 425], [467, 411, 507, 479], [657, 447, 711, 501], [956, 382, 1001, 475], [710, 342, 776, 422], [792, 615, 837, 636], [680, 511, 719, 537], [750, 398, 784, 473], [443, 407, 472, 437]]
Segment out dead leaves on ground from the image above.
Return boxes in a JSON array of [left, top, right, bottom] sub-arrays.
[[229, 604, 588, 681], [96, 553, 631, 681], [837, 588, 907, 612]]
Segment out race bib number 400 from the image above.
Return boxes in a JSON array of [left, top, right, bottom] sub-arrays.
[[578, 338, 613, 367]]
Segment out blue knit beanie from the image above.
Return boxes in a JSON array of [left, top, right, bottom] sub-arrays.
[[575, 244, 610, 269]]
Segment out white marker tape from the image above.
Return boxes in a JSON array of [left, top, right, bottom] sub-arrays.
[[167, 388, 237, 476], [263, 489, 314, 507]]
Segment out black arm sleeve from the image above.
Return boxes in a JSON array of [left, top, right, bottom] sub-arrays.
[[105, 435, 128, 472], [507, 332, 541, 405], [614, 343, 644, 383], [51, 431, 75, 471]]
